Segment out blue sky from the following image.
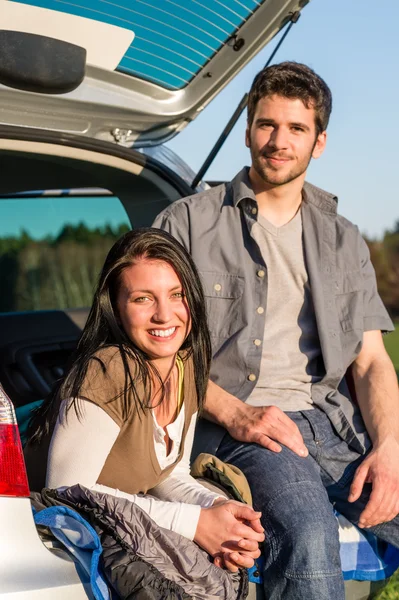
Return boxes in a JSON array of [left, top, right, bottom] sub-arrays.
[[168, 0, 399, 239]]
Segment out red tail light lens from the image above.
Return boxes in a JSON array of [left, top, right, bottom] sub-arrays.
[[0, 385, 30, 497]]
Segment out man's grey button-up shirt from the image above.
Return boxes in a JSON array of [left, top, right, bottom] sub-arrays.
[[153, 168, 394, 454]]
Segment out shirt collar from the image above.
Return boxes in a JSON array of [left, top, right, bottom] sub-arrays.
[[230, 166, 338, 214], [231, 167, 257, 207], [302, 181, 338, 214]]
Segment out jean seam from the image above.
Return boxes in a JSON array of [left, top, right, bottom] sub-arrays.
[[284, 568, 343, 580], [267, 530, 342, 580]]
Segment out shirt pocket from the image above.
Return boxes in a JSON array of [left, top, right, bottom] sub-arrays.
[[335, 269, 364, 332], [199, 271, 245, 341]]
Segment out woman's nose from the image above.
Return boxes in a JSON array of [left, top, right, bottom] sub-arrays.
[[153, 299, 172, 322]]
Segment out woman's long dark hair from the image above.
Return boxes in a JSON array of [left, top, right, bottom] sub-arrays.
[[27, 228, 212, 445]]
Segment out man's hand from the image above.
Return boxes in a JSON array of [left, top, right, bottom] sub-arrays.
[[204, 380, 308, 457], [349, 436, 399, 528], [227, 403, 308, 457]]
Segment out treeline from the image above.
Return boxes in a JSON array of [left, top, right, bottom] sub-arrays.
[[0, 221, 398, 318], [365, 220, 399, 320], [0, 222, 130, 312]]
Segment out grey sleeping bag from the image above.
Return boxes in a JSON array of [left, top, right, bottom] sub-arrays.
[[46, 484, 248, 600]]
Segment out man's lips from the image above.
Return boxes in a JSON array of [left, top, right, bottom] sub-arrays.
[[263, 155, 291, 164]]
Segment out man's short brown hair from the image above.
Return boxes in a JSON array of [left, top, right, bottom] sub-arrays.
[[247, 61, 332, 135]]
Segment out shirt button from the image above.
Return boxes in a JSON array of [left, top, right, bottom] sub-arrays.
[[248, 373, 257, 382], [257, 307, 264, 314], [257, 269, 265, 278], [214, 283, 222, 292], [251, 207, 257, 215], [254, 339, 262, 346]]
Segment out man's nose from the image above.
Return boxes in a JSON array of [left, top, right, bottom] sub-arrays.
[[268, 126, 289, 149]]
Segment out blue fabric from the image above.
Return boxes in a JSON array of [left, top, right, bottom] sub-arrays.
[[336, 511, 399, 581], [33, 505, 110, 600]]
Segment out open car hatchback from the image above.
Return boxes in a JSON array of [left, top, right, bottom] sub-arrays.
[[0, 1, 312, 598]]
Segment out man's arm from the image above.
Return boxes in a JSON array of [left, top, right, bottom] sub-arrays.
[[348, 329, 399, 527], [203, 379, 308, 457]]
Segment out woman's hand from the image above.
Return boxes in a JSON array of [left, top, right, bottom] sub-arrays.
[[213, 536, 262, 572], [194, 500, 264, 572]]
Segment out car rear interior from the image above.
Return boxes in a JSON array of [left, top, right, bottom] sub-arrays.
[[0, 131, 190, 447]]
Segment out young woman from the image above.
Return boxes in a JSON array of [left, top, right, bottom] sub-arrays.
[[27, 228, 263, 573]]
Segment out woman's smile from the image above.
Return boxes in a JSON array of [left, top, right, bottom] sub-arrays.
[[148, 327, 177, 339]]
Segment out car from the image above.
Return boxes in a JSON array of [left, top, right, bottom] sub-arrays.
[[0, 1, 390, 598]]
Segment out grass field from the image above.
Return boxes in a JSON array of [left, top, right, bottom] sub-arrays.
[[373, 572, 399, 599], [384, 324, 399, 378], [371, 324, 399, 598]]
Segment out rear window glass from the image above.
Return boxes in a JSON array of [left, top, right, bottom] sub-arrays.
[[14, 0, 264, 89], [0, 193, 131, 312]]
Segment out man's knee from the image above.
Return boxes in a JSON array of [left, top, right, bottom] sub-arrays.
[[264, 482, 342, 578]]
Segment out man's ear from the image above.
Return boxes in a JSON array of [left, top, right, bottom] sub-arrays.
[[245, 122, 251, 148], [312, 131, 327, 159]]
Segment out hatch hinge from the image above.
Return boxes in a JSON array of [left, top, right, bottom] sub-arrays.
[[111, 128, 134, 145]]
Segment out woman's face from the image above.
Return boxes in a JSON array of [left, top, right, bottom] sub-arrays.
[[116, 258, 191, 362]]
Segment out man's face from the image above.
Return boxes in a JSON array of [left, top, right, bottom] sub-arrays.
[[246, 94, 326, 187]]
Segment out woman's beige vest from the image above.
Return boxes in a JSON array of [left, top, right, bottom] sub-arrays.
[[80, 346, 198, 494]]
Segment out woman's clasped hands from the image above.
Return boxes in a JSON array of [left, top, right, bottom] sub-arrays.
[[194, 499, 264, 572]]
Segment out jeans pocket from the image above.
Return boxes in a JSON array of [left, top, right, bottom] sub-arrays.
[[299, 410, 325, 446]]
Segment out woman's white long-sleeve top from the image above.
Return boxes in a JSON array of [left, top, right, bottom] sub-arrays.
[[47, 399, 220, 540]]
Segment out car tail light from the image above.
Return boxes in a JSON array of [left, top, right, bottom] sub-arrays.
[[0, 384, 30, 496]]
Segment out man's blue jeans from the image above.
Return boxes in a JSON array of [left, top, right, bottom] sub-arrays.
[[216, 408, 399, 600]]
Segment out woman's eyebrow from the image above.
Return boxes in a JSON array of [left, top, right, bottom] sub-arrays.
[[128, 285, 183, 295]]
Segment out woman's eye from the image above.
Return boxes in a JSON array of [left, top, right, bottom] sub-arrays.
[[133, 296, 150, 303], [172, 292, 184, 298]]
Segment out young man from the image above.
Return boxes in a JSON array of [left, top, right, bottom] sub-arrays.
[[153, 62, 399, 599]]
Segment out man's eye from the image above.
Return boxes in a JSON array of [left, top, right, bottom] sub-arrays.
[[292, 126, 304, 132]]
